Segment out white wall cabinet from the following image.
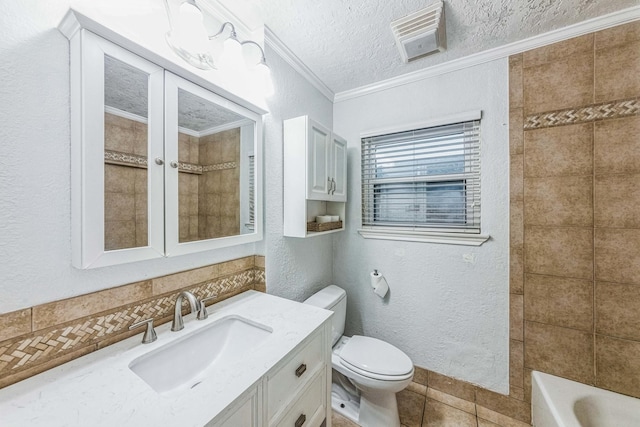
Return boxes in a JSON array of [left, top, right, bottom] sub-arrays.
[[329, 133, 347, 201], [284, 116, 347, 238], [304, 119, 347, 202], [64, 23, 264, 268]]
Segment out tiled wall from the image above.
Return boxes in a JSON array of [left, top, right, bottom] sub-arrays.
[[198, 128, 241, 239], [510, 19, 640, 403], [104, 113, 149, 250], [0, 256, 265, 389], [178, 132, 201, 242], [178, 128, 242, 242], [104, 112, 242, 246]]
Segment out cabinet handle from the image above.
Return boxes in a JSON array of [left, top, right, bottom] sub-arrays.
[[170, 161, 179, 168], [331, 178, 336, 195], [154, 157, 164, 165], [327, 177, 331, 194], [294, 413, 306, 427], [295, 363, 307, 377]]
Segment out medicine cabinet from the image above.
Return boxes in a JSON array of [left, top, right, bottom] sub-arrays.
[[67, 28, 263, 268]]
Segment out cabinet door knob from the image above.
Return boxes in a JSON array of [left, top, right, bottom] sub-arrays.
[[295, 363, 307, 377], [154, 158, 164, 165], [170, 161, 178, 168], [294, 413, 306, 427]]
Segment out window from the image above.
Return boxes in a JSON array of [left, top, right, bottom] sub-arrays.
[[360, 112, 488, 245]]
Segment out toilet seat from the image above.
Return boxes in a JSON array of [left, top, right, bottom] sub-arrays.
[[338, 335, 414, 381]]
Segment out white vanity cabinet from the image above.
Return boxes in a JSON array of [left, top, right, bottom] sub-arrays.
[[62, 14, 264, 269], [284, 116, 347, 238], [208, 385, 260, 427], [207, 327, 330, 427], [266, 330, 327, 426], [0, 291, 332, 427]]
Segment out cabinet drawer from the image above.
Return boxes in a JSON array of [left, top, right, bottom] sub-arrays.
[[267, 332, 324, 419], [272, 371, 325, 427]]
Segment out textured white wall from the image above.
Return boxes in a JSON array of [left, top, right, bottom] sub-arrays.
[[0, 1, 330, 313], [332, 59, 510, 393], [262, 45, 335, 302]]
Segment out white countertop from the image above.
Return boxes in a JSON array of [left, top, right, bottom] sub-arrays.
[[0, 291, 332, 427]]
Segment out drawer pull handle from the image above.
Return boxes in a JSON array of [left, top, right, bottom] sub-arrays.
[[294, 413, 306, 427], [295, 363, 307, 377]]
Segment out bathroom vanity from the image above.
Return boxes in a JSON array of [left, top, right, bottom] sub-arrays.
[[0, 292, 333, 427]]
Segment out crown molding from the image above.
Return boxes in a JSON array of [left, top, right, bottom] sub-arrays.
[[264, 26, 334, 101], [105, 106, 148, 124], [199, 118, 253, 137], [335, 5, 640, 103]]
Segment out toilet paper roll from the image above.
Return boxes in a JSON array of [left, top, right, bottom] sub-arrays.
[[370, 271, 389, 299]]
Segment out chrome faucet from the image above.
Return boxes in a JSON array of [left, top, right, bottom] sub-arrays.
[[171, 291, 201, 332]]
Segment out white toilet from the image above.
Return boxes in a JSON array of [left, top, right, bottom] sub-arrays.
[[304, 285, 414, 427]]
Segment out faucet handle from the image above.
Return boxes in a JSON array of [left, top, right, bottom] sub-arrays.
[[129, 318, 157, 344], [197, 294, 218, 320]]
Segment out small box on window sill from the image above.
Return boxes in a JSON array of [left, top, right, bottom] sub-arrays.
[[307, 220, 342, 232]]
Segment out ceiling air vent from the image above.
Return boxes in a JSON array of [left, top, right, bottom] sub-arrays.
[[391, 1, 446, 63]]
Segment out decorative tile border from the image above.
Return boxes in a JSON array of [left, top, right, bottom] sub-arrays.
[[203, 162, 237, 172], [0, 257, 265, 389], [104, 150, 147, 168], [177, 161, 203, 175], [524, 97, 639, 130], [104, 152, 236, 175]]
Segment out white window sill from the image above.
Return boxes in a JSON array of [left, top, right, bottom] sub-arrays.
[[357, 228, 490, 246]]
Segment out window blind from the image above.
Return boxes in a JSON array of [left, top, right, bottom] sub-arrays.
[[361, 119, 481, 233], [247, 154, 255, 231]]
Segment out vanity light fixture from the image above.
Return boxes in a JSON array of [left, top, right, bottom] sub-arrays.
[[163, 0, 274, 96]]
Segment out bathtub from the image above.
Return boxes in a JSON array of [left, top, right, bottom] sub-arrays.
[[532, 371, 640, 427]]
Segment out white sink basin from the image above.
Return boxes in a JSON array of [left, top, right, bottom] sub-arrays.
[[129, 315, 272, 394]]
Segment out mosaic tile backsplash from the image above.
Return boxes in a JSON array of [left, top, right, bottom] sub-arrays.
[[0, 255, 265, 389]]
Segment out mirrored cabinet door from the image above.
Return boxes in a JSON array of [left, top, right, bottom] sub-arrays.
[[164, 72, 262, 256], [70, 30, 263, 268], [72, 30, 164, 268]]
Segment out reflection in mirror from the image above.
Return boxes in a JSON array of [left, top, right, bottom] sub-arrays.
[[103, 55, 149, 251], [177, 89, 255, 243]]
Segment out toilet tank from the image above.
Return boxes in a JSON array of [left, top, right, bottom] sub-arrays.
[[303, 285, 346, 346]]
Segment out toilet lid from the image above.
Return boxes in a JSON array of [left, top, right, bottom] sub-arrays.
[[338, 336, 413, 377]]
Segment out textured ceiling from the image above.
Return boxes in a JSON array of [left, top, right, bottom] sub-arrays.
[[105, 56, 246, 131], [251, 0, 637, 94]]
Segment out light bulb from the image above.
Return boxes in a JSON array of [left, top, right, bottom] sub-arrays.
[[254, 61, 274, 97], [175, 3, 209, 53], [165, 1, 214, 70], [219, 36, 245, 71]]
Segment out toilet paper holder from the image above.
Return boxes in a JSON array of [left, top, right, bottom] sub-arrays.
[[370, 269, 389, 298]]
